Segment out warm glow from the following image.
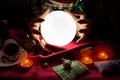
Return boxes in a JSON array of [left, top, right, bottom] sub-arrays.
[[41, 11, 76, 46], [97, 52, 108, 60], [20, 58, 33, 68], [81, 56, 93, 64], [80, 47, 93, 57]]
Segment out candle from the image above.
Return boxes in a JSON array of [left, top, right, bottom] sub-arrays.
[[20, 58, 33, 68], [81, 56, 93, 64], [97, 51, 108, 60], [80, 47, 93, 57]]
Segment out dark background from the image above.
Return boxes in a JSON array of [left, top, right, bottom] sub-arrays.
[[0, 0, 120, 57], [84, 0, 120, 58]]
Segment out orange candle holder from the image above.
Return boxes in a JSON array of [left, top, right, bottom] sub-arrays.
[[97, 51, 108, 60], [81, 56, 93, 64], [80, 47, 93, 57], [20, 58, 33, 68]]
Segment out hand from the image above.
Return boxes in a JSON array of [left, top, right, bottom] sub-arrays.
[[28, 18, 45, 49], [28, 7, 51, 50], [65, 11, 91, 43], [77, 15, 91, 43]]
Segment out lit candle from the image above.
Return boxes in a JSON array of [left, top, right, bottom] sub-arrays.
[[97, 52, 108, 60], [20, 58, 33, 68], [81, 56, 93, 64]]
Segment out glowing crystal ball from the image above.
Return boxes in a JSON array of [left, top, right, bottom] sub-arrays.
[[41, 11, 76, 46]]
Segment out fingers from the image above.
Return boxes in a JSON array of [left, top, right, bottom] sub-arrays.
[[40, 7, 51, 19], [76, 17, 91, 43], [78, 19, 89, 24], [65, 10, 78, 21], [28, 18, 45, 49], [29, 29, 40, 34], [78, 19, 91, 28], [28, 18, 44, 28], [27, 7, 51, 51], [29, 32, 46, 49], [28, 18, 44, 36], [65, 10, 87, 24], [76, 33, 85, 43], [79, 29, 88, 33], [32, 18, 44, 23], [39, 40, 46, 49], [74, 12, 86, 20], [77, 19, 91, 34]]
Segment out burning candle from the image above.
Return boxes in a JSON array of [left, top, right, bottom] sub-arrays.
[[81, 56, 93, 64], [20, 58, 33, 68], [97, 51, 108, 60]]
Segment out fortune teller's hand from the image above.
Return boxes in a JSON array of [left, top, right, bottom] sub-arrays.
[[28, 7, 51, 50], [65, 10, 91, 43]]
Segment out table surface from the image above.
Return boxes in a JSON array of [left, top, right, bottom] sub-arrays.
[[0, 39, 120, 80]]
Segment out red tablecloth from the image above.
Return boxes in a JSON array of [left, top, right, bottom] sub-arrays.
[[0, 40, 120, 80], [0, 29, 120, 80], [0, 55, 120, 80]]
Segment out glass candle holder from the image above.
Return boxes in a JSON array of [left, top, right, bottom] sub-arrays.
[[97, 51, 108, 60], [81, 56, 93, 64], [20, 58, 33, 68]]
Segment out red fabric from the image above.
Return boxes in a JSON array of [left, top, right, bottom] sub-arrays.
[[39, 40, 101, 61], [0, 29, 119, 79], [9, 29, 27, 44], [0, 56, 120, 80]]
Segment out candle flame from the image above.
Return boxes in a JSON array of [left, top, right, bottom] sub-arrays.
[[25, 59, 29, 63], [81, 56, 93, 64], [20, 58, 33, 68], [97, 51, 108, 59]]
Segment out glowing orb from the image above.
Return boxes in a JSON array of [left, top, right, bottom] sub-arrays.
[[41, 11, 76, 46]]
